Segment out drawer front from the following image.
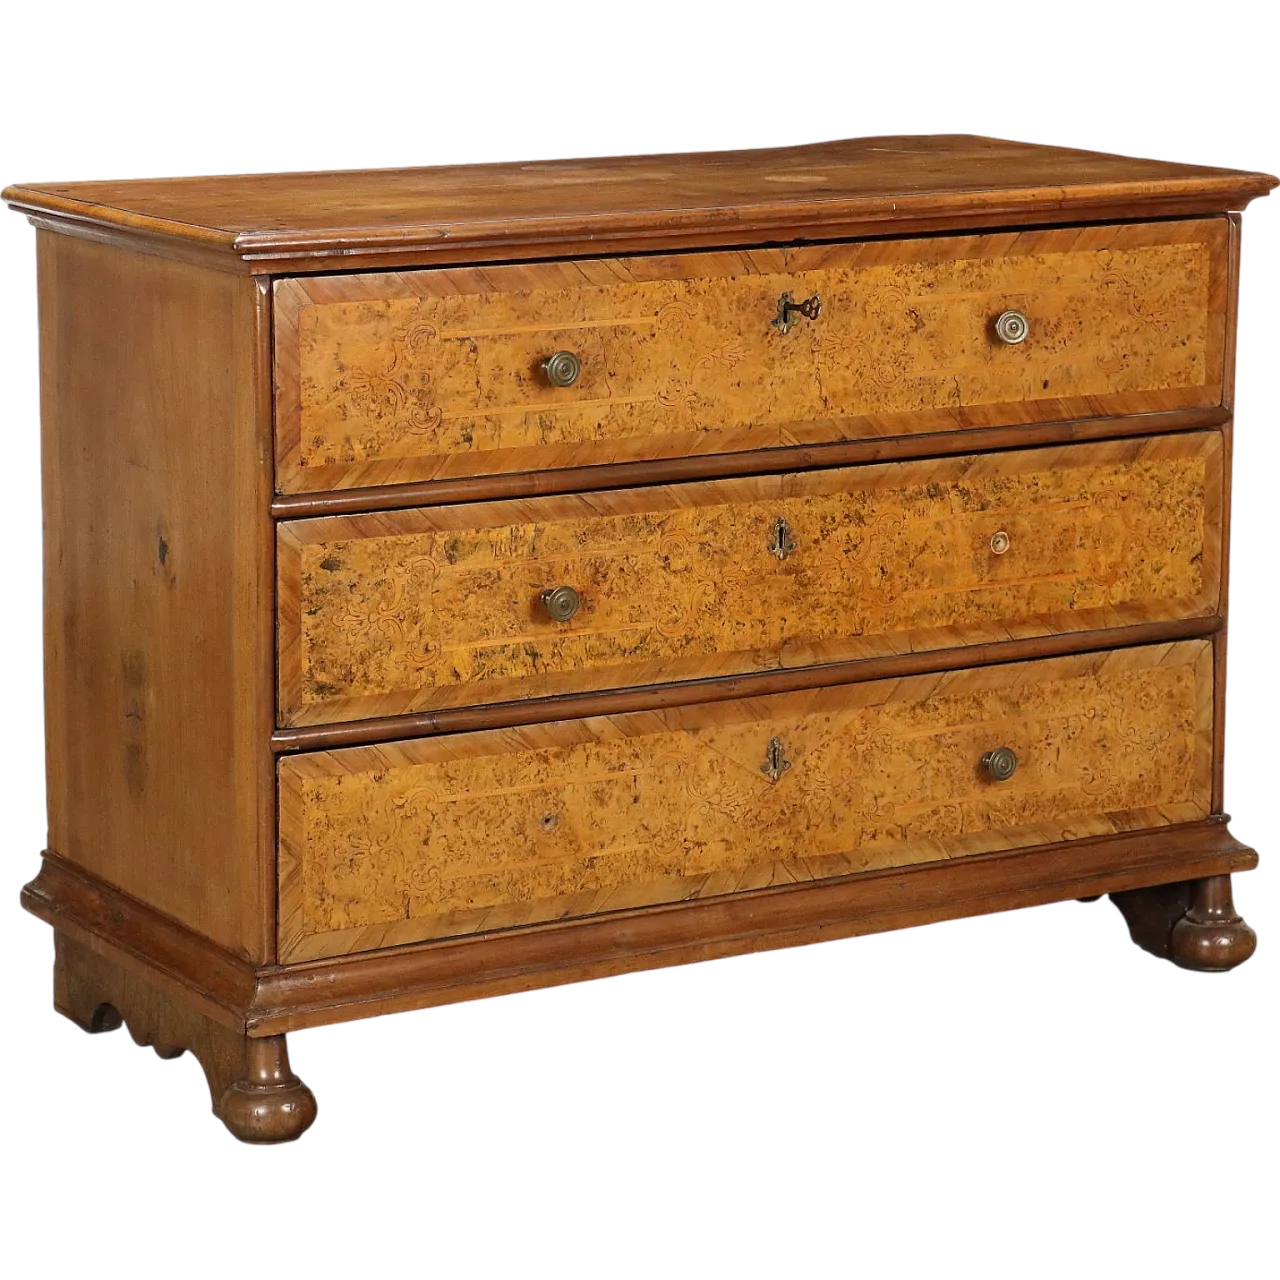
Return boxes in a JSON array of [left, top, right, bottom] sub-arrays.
[[278, 641, 1213, 961], [277, 433, 1222, 728], [274, 219, 1227, 493]]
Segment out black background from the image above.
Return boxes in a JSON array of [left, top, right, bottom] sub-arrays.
[[2, 137, 1269, 1162]]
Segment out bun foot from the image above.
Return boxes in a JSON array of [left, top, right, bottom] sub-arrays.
[[52, 933, 317, 1143], [215, 1037, 317, 1144], [1111, 874, 1256, 971], [1169, 876, 1257, 972]]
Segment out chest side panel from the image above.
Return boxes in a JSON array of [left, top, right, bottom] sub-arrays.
[[38, 233, 274, 961]]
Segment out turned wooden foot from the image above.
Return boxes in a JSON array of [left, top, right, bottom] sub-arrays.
[[53, 934, 317, 1142], [1110, 874, 1257, 972]]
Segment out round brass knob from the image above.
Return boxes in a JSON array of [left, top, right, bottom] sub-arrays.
[[993, 310, 1030, 345], [981, 747, 1018, 782], [990, 530, 1011, 555], [541, 351, 581, 387], [540, 585, 581, 622]]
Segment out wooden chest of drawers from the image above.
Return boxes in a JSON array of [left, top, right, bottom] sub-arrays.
[[7, 135, 1274, 1142]]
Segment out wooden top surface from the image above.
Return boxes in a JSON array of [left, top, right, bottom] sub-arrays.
[[6, 135, 1275, 271]]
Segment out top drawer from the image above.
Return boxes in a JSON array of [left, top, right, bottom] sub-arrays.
[[273, 219, 1229, 494]]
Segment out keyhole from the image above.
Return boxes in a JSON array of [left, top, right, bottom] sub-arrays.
[[772, 291, 823, 334]]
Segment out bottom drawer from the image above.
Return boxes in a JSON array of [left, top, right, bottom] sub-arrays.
[[278, 640, 1213, 962]]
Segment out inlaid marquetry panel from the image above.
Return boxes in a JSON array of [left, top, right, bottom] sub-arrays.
[[277, 433, 1222, 728], [273, 219, 1228, 492], [277, 642, 1214, 961]]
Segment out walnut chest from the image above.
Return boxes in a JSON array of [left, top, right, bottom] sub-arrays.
[[6, 135, 1275, 1141]]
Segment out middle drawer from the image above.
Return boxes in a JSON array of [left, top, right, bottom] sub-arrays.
[[277, 431, 1221, 728]]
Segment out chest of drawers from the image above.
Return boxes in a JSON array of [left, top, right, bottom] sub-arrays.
[[7, 135, 1274, 1142]]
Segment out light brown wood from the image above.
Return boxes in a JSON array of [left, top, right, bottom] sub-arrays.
[[267, 406, 1232, 519], [7, 214, 256, 273], [1223, 214, 1244, 414], [27, 854, 259, 1032], [279, 641, 1214, 962], [37, 231, 275, 961], [54, 934, 316, 1143], [278, 433, 1223, 728], [273, 220, 1228, 492], [264, 825, 1253, 1030], [25, 818, 1256, 1037], [5, 136, 1274, 273], [1211, 214, 1244, 814], [251, 276, 279, 936], [9, 137, 1269, 1139], [270, 617, 1222, 753]]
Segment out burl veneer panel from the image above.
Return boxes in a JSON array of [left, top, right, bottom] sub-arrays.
[[278, 641, 1214, 961], [274, 219, 1227, 491], [278, 433, 1222, 728]]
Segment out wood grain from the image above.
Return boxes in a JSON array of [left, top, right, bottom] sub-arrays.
[[8, 133, 1273, 1139], [270, 618, 1221, 754], [268, 407, 1231, 519], [1211, 214, 1243, 813], [6, 136, 1274, 273], [54, 935, 316, 1143], [273, 220, 1228, 491], [30, 855, 260, 1032], [278, 433, 1223, 728], [263, 823, 1253, 1028], [278, 642, 1214, 961], [24, 818, 1256, 1036], [37, 231, 275, 961], [1112, 873, 1256, 971], [251, 277, 280, 952]]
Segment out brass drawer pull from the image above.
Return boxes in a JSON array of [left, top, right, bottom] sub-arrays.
[[993, 309, 1030, 345], [760, 736, 792, 784], [767, 516, 797, 561], [541, 350, 581, 387], [771, 291, 822, 335], [540, 585, 581, 622], [989, 530, 1011, 555], [981, 747, 1018, 781]]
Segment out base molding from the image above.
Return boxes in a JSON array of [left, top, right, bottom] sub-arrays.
[[23, 818, 1258, 1036]]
